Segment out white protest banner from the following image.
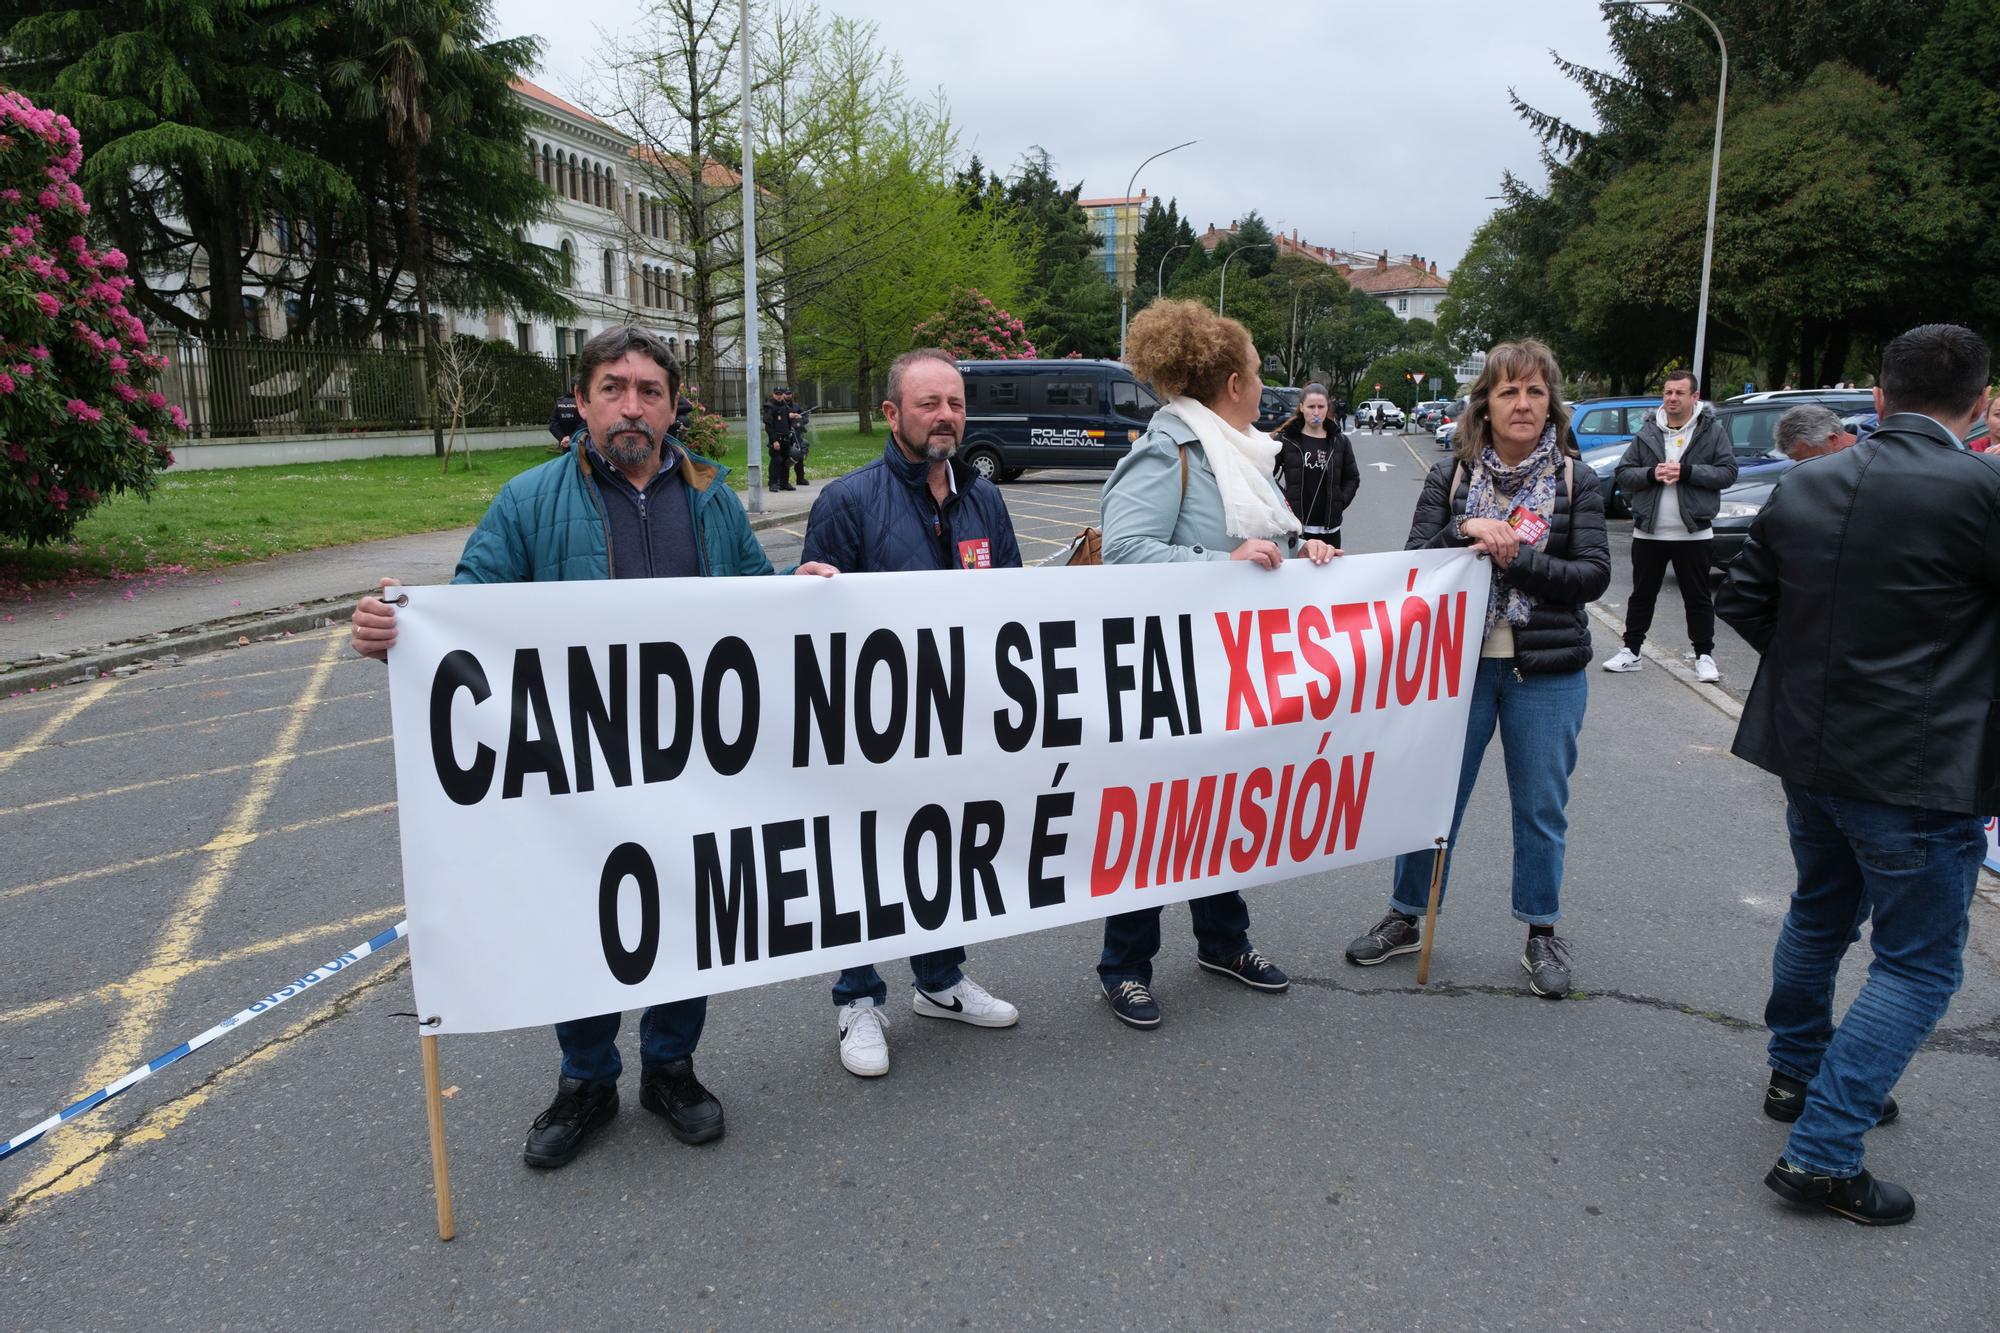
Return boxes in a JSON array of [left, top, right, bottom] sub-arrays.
[[1985, 815, 1999, 874], [386, 550, 1490, 1034]]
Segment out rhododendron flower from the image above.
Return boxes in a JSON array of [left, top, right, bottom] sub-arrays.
[[143, 390, 166, 410], [167, 404, 188, 430], [64, 399, 104, 424], [112, 382, 139, 403], [32, 292, 59, 318], [0, 372, 13, 394]]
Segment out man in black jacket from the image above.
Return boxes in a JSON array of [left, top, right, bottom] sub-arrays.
[[801, 348, 1022, 1078], [1606, 370, 1737, 682], [1718, 323, 2000, 1227]]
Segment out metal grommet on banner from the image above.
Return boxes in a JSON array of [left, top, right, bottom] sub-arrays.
[[387, 589, 410, 608]]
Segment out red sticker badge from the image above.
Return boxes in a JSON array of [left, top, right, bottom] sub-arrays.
[[957, 538, 993, 569], [1507, 506, 1551, 545]]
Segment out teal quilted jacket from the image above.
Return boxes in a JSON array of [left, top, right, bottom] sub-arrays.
[[452, 444, 774, 584]]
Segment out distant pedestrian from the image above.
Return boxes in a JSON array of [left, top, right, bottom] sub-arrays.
[[1272, 382, 1359, 544], [1773, 405, 1854, 461], [1980, 390, 2000, 451], [1342, 338, 1609, 999], [762, 386, 809, 489], [1094, 299, 1337, 1031], [1602, 370, 1738, 683], [547, 388, 581, 445], [1717, 323, 2000, 1227]]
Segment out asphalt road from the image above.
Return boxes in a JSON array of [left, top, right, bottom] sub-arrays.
[[2, 442, 1996, 1330]]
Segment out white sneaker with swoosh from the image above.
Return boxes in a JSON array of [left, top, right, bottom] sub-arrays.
[[912, 976, 1019, 1028], [837, 1000, 890, 1077]]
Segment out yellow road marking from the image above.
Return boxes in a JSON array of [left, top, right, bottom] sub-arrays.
[[0, 650, 367, 718], [0, 678, 115, 777], [0, 801, 393, 903], [0, 734, 389, 818], [8, 637, 346, 1205], [0, 906, 404, 1028], [3, 957, 409, 1219], [0, 685, 379, 758]]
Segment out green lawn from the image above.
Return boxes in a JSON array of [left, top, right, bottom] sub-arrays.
[[0, 422, 892, 593]]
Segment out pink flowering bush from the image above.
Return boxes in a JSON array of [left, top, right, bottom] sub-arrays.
[[911, 289, 1037, 360], [1, 90, 180, 546]]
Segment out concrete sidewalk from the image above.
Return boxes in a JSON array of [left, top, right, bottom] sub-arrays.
[[1, 483, 819, 693]]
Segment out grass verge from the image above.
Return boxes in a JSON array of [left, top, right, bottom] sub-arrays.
[[0, 421, 891, 594]]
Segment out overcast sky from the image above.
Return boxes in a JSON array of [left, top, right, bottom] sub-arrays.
[[491, 0, 1620, 274]]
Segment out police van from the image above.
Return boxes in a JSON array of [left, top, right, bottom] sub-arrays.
[[956, 359, 1162, 481]]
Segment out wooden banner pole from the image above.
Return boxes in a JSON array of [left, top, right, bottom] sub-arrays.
[[420, 1033, 456, 1242], [1415, 838, 1447, 987]]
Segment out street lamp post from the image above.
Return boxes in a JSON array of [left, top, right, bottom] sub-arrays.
[[1613, 0, 1727, 395], [1156, 242, 1189, 300], [738, 0, 762, 513], [1218, 243, 1273, 317], [1116, 139, 1197, 358]]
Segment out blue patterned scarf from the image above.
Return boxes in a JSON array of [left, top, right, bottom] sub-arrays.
[[1464, 425, 1561, 633]]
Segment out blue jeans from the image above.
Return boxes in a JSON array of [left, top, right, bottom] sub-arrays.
[[832, 949, 966, 1007], [554, 998, 706, 1084], [1766, 781, 1986, 1177], [1390, 658, 1586, 926], [1097, 893, 1252, 985]]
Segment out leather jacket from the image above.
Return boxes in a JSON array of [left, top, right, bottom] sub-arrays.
[[1717, 413, 2000, 814]]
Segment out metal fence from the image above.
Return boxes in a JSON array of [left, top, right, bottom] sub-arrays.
[[155, 335, 569, 440]]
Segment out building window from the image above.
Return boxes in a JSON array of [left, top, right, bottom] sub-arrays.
[[559, 239, 575, 287], [603, 248, 615, 294], [605, 167, 616, 210], [1396, 296, 1408, 314], [516, 321, 531, 352], [541, 143, 552, 186]]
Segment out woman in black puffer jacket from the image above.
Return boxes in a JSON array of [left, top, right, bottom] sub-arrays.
[[1340, 339, 1610, 998]]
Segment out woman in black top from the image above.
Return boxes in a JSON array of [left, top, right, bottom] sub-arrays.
[[1272, 383, 1359, 543]]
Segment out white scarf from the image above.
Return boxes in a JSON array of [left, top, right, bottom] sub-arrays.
[[1167, 397, 1302, 542]]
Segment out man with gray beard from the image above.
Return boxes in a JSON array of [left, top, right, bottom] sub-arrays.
[[350, 326, 834, 1170]]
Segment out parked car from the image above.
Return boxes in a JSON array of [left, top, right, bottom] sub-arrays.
[[1255, 385, 1303, 434], [1568, 396, 1662, 453], [1412, 399, 1452, 430], [1357, 398, 1405, 430], [1581, 441, 1631, 518], [1435, 420, 1457, 451], [1708, 463, 1795, 571], [956, 358, 1161, 481]]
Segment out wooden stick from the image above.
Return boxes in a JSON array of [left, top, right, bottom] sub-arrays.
[[1416, 840, 1447, 987], [420, 1034, 456, 1242]]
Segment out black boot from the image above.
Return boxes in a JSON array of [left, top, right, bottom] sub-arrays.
[[640, 1057, 725, 1145], [522, 1075, 618, 1169], [1764, 1071, 1899, 1126], [1765, 1157, 1915, 1226]]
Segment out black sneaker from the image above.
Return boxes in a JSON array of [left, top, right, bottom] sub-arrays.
[[1344, 911, 1421, 966], [1197, 948, 1291, 992], [639, 1057, 725, 1145], [1522, 934, 1572, 998], [1102, 978, 1162, 1029], [1764, 1157, 1915, 1226], [1763, 1071, 1899, 1126], [523, 1075, 618, 1169]]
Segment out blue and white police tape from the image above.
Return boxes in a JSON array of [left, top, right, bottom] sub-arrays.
[[0, 919, 409, 1163]]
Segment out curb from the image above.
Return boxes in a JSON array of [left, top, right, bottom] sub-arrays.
[[1584, 602, 1743, 721], [2, 508, 807, 697]]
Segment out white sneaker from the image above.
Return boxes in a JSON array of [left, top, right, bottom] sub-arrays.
[[1692, 654, 1721, 683], [1602, 648, 1644, 672], [837, 999, 889, 1077], [912, 975, 1020, 1028]]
